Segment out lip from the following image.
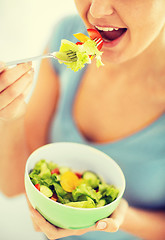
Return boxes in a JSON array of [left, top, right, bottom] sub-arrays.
[[102, 29, 127, 48]]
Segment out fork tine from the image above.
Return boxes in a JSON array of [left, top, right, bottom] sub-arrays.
[[66, 50, 77, 61], [66, 50, 76, 56], [93, 37, 103, 47]]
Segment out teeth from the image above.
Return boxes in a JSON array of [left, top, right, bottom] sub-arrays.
[[96, 26, 119, 31]]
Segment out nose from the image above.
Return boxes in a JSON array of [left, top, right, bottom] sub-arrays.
[[90, 0, 114, 18]]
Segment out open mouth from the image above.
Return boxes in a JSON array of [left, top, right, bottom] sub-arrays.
[[96, 26, 127, 42]]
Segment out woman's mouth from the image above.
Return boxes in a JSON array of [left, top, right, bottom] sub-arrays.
[[95, 25, 127, 47]]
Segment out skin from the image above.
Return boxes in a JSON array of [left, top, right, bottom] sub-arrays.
[[75, 0, 165, 64], [0, 0, 165, 238]]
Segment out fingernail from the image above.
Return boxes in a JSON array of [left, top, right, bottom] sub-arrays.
[[97, 221, 107, 230]]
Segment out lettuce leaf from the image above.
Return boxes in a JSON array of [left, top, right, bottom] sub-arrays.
[[99, 183, 119, 204], [55, 38, 103, 72], [72, 183, 101, 203], [65, 197, 95, 208]]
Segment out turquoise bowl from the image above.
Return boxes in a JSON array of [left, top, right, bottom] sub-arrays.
[[25, 142, 125, 229]]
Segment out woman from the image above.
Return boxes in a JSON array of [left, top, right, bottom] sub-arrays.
[[0, 0, 165, 239]]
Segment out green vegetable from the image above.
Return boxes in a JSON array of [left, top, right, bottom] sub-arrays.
[[56, 39, 103, 72], [59, 166, 71, 175], [99, 183, 119, 204], [83, 171, 100, 188], [29, 160, 119, 208], [96, 199, 106, 208], [40, 185, 53, 198], [65, 197, 95, 208]]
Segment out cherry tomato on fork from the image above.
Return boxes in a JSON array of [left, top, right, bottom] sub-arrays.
[[74, 29, 103, 50], [87, 29, 103, 50]]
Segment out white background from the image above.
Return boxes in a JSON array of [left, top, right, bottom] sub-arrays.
[[0, 1, 76, 240]]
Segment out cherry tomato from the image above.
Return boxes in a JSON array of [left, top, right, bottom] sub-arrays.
[[50, 193, 58, 202], [75, 172, 82, 179], [87, 29, 103, 50], [51, 168, 60, 175], [35, 184, 40, 191]]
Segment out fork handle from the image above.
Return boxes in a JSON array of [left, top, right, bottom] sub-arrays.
[[6, 53, 53, 67]]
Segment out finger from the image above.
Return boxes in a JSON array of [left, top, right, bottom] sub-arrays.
[[96, 218, 118, 232], [30, 214, 41, 232], [0, 94, 26, 121], [29, 207, 95, 240], [0, 62, 32, 92], [0, 62, 6, 73], [25, 194, 34, 211], [22, 77, 34, 99], [96, 199, 128, 232], [29, 207, 59, 240], [25, 196, 96, 239], [0, 68, 34, 109], [25, 196, 41, 232], [55, 224, 96, 238], [110, 199, 129, 226]]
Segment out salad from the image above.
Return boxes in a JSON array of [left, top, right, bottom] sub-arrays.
[[29, 159, 119, 208], [54, 28, 104, 72]]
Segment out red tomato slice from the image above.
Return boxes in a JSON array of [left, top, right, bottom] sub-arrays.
[[51, 168, 60, 175], [35, 184, 40, 191], [76, 42, 83, 45], [87, 29, 103, 50], [51, 193, 58, 202], [75, 172, 82, 179]]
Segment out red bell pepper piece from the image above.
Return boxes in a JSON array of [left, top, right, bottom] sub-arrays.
[[75, 172, 82, 179], [35, 183, 40, 191], [51, 168, 60, 175], [76, 42, 83, 45]]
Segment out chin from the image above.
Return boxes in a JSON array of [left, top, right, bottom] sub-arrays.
[[101, 49, 128, 65]]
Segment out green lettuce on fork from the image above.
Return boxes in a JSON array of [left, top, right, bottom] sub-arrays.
[[55, 28, 104, 72]]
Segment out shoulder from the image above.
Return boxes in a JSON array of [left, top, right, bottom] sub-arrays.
[[55, 14, 87, 36], [49, 14, 87, 50]]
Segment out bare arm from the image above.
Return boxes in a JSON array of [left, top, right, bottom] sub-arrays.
[[120, 206, 165, 240], [25, 57, 59, 152], [0, 58, 59, 197], [0, 63, 34, 196]]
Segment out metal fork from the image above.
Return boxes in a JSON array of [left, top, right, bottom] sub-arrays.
[[5, 38, 102, 67], [93, 37, 103, 48], [5, 50, 77, 67]]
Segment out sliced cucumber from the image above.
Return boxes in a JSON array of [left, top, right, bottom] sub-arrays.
[[83, 171, 100, 188], [40, 185, 53, 198], [59, 167, 71, 175], [96, 199, 106, 208]]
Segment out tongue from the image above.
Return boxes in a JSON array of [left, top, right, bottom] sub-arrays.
[[100, 28, 126, 41]]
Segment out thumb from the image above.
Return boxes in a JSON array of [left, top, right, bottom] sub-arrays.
[[0, 62, 6, 73], [96, 199, 129, 232], [96, 218, 119, 232]]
